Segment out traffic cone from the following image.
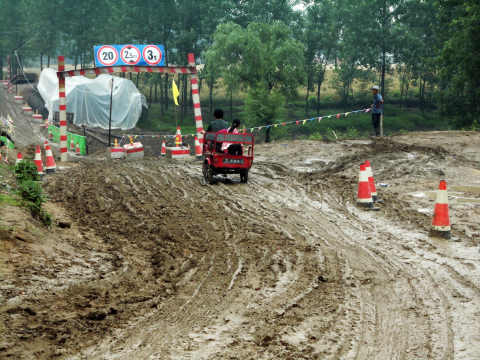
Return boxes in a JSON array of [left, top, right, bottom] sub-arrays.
[[161, 139, 166, 156], [44, 140, 49, 149], [431, 180, 451, 239], [70, 138, 75, 152], [364, 160, 378, 202], [16, 152, 23, 165], [44, 145, 56, 173], [194, 135, 202, 158], [76, 143, 80, 154], [357, 163, 373, 208], [48, 131, 53, 140], [34, 145, 44, 176], [175, 127, 182, 147]]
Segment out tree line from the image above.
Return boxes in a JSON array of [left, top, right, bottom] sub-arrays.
[[0, 0, 478, 129]]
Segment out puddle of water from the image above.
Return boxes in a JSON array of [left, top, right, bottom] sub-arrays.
[[293, 166, 315, 173], [417, 208, 433, 215], [303, 158, 331, 166]]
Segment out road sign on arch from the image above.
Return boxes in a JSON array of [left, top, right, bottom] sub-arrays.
[[94, 44, 166, 67]]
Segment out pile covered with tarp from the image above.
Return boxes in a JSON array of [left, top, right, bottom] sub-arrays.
[[37, 68, 147, 130]]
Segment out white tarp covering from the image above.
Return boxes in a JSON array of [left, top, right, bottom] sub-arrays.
[[37, 68, 147, 130]]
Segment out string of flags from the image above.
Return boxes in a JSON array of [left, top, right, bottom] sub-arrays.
[[246, 107, 371, 133], [118, 107, 372, 144]]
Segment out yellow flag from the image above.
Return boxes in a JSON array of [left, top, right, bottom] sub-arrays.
[[172, 79, 180, 106]]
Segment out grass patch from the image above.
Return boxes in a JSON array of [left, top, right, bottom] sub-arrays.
[[0, 160, 52, 226], [139, 101, 447, 142], [0, 193, 21, 206]]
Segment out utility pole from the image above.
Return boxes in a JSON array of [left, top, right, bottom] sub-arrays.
[[108, 78, 113, 147]]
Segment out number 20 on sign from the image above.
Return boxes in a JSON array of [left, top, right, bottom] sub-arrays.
[[93, 44, 165, 67]]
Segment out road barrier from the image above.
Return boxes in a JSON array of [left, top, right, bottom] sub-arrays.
[[48, 125, 87, 155], [0, 136, 15, 149]]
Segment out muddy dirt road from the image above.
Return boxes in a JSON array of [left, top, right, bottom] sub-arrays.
[[1, 85, 480, 359]]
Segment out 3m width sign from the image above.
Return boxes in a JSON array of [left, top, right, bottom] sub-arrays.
[[94, 44, 165, 67]]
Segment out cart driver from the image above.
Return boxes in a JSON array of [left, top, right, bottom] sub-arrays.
[[207, 109, 229, 133]]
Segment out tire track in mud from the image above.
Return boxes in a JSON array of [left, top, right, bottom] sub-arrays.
[[294, 137, 480, 359], [73, 160, 335, 360], [237, 160, 457, 359], [175, 158, 467, 360], [13, 135, 479, 359]]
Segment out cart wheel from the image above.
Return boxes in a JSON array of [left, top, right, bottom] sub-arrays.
[[203, 162, 214, 184], [240, 170, 249, 183]]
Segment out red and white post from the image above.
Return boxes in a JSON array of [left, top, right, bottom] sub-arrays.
[[58, 56, 68, 162], [188, 53, 204, 144]]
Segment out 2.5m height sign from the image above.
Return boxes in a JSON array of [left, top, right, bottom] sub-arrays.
[[94, 44, 165, 67]]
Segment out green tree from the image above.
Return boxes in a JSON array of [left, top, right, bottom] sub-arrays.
[[231, 0, 301, 27], [206, 21, 304, 141], [303, 0, 339, 113], [437, 0, 480, 127], [0, 0, 29, 79], [394, 0, 439, 108]]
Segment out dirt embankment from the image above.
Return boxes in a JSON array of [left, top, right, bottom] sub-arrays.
[[1, 90, 480, 360]]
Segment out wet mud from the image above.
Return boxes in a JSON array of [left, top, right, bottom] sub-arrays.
[[2, 86, 480, 359]]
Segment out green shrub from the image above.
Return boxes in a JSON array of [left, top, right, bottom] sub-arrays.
[[342, 127, 360, 139], [16, 180, 52, 226], [14, 163, 52, 226], [15, 160, 39, 182], [308, 132, 323, 141]]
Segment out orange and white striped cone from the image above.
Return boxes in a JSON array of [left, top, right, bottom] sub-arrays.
[[175, 127, 182, 147], [44, 140, 49, 149], [194, 135, 202, 158], [76, 143, 80, 155], [364, 160, 378, 202], [44, 145, 56, 173], [34, 145, 44, 176], [357, 163, 373, 208], [161, 139, 167, 156], [16, 152, 23, 165], [431, 180, 451, 239], [70, 138, 75, 152]]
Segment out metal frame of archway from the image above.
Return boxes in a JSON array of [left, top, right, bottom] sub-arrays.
[[56, 54, 204, 162]]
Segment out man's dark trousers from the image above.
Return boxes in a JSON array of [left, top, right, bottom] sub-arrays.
[[372, 113, 381, 137]]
